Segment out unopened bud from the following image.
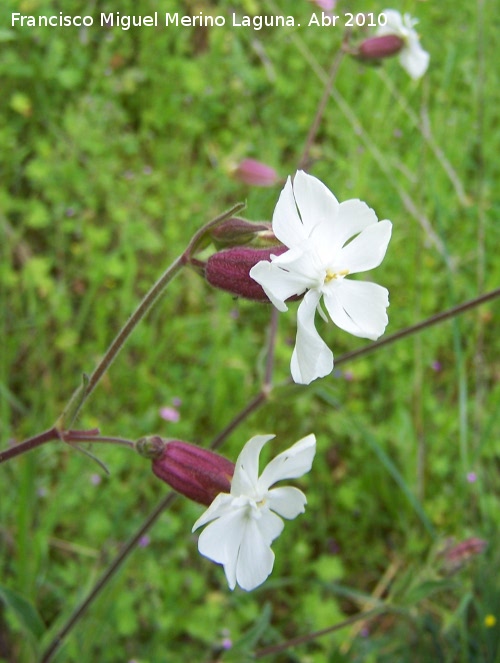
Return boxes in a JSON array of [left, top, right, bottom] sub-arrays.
[[211, 217, 274, 249], [233, 159, 279, 187], [310, 0, 336, 10], [145, 439, 235, 505], [136, 435, 166, 459], [439, 537, 487, 574], [205, 246, 286, 302], [357, 34, 405, 61]]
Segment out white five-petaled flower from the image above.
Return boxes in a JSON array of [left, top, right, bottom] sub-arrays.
[[377, 9, 430, 79], [250, 171, 392, 385], [192, 433, 316, 591]]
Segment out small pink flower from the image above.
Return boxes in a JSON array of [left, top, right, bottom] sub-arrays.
[[467, 471, 477, 483], [160, 406, 180, 423], [233, 159, 279, 187], [310, 0, 336, 11], [90, 473, 102, 485]]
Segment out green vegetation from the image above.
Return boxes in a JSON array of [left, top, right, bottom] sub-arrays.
[[1, 0, 500, 661]]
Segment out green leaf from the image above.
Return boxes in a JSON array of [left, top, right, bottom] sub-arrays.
[[0, 585, 45, 641], [225, 602, 272, 661], [403, 579, 458, 605]]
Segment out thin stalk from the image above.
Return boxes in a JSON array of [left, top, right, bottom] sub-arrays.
[[334, 287, 500, 368], [58, 202, 246, 429], [290, 33, 449, 262], [264, 306, 279, 389], [0, 428, 59, 464], [474, 0, 487, 456], [57, 253, 185, 429], [377, 69, 469, 207], [39, 285, 279, 658], [39, 492, 177, 663], [0, 429, 135, 464], [65, 433, 135, 449], [33, 284, 500, 658], [298, 47, 345, 170], [211, 304, 279, 451], [255, 607, 385, 658]]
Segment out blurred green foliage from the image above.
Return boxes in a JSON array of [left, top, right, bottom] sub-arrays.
[[1, 0, 500, 661]]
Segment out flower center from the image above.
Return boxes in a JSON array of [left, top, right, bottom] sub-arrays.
[[324, 268, 349, 284]]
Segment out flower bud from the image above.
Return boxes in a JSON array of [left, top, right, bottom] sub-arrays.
[[439, 537, 487, 574], [357, 35, 405, 61], [233, 159, 279, 187], [210, 217, 274, 249], [136, 435, 166, 459], [144, 438, 235, 505], [205, 246, 286, 302], [310, 0, 336, 10]]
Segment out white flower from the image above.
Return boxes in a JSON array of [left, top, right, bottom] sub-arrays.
[[377, 9, 430, 79], [192, 433, 316, 591], [250, 171, 392, 385]]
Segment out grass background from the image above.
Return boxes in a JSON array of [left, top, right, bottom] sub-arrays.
[[1, 0, 500, 661]]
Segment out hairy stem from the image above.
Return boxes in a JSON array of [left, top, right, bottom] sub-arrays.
[[0, 428, 59, 464], [0, 428, 135, 465], [39, 294, 278, 658], [58, 202, 246, 430], [57, 253, 186, 429]]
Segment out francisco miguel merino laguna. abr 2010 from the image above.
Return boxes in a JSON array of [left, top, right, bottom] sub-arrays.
[[11, 11, 296, 30]]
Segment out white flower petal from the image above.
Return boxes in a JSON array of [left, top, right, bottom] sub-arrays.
[[292, 170, 339, 237], [325, 280, 389, 340], [192, 492, 234, 531], [254, 507, 285, 545], [250, 248, 318, 311], [236, 516, 277, 591], [377, 9, 406, 36], [266, 486, 307, 519], [336, 219, 392, 274], [291, 290, 333, 384], [333, 200, 379, 249], [377, 9, 429, 80], [230, 434, 275, 497], [249, 261, 291, 311], [272, 176, 308, 247], [310, 200, 379, 265], [193, 432, 315, 591], [196, 504, 249, 589], [399, 39, 430, 79], [258, 434, 316, 490]]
